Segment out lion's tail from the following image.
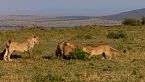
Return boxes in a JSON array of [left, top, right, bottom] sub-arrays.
[[110, 47, 118, 52], [1, 40, 11, 60], [110, 47, 126, 55]]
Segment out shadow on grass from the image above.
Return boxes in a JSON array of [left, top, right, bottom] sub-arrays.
[[0, 49, 22, 60], [0, 49, 6, 60], [42, 56, 53, 59], [11, 54, 22, 59]]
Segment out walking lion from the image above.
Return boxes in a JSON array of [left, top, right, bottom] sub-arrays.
[[3, 35, 39, 61], [82, 45, 119, 60]]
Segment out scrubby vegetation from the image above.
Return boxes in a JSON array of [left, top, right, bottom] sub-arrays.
[[71, 48, 89, 60], [107, 30, 127, 39], [0, 26, 145, 81], [123, 16, 145, 26], [141, 16, 145, 25], [123, 18, 141, 26]]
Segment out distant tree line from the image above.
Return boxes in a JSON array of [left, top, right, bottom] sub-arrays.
[[123, 17, 145, 26]]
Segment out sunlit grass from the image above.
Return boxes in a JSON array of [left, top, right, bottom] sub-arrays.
[[0, 26, 145, 81]]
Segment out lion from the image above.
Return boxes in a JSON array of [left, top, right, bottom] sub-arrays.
[[55, 41, 77, 59], [3, 35, 40, 61], [82, 45, 119, 60], [55, 41, 65, 58]]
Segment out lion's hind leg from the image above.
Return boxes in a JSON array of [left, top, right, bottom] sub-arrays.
[[3, 48, 8, 61], [101, 52, 106, 60], [7, 48, 14, 61], [89, 52, 94, 59], [107, 53, 113, 60]]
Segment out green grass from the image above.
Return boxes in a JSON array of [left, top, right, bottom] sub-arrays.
[[0, 26, 145, 81]]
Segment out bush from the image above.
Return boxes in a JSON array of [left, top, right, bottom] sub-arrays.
[[71, 48, 89, 60], [141, 16, 145, 25], [123, 18, 141, 26], [107, 31, 127, 39]]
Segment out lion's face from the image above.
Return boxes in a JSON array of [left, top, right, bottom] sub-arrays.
[[65, 42, 76, 49], [55, 42, 65, 57], [58, 42, 65, 54], [55, 42, 77, 58], [32, 35, 40, 44]]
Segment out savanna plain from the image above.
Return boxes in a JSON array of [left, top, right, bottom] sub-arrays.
[[0, 26, 145, 82]]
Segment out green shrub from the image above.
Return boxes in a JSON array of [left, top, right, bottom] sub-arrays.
[[71, 48, 89, 60], [107, 31, 127, 39], [123, 18, 141, 26], [141, 16, 145, 25]]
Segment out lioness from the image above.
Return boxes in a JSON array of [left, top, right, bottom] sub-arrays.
[[82, 45, 119, 60], [55, 41, 77, 59], [55, 42, 65, 57], [3, 35, 39, 61]]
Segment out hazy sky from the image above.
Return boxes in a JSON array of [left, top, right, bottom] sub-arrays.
[[0, 0, 145, 16]]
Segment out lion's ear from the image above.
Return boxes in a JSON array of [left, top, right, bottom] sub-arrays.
[[32, 35, 37, 37], [66, 43, 70, 45], [66, 42, 70, 46], [64, 42, 67, 45], [63, 42, 69, 45], [33, 35, 39, 38], [37, 35, 40, 38]]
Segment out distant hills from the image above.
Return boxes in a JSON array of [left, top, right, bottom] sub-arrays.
[[38, 8, 145, 20], [101, 8, 145, 20], [1, 8, 145, 21], [0, 15, 121, 29], [1, 8, 145, 29]]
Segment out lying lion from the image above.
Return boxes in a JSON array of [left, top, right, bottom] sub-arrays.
[[82, 45, 119, 60], [55, 41, 77, 59], [3, 35, 39, 61]]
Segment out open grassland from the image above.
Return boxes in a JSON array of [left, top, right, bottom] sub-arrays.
[[0, 26, 145, 81]]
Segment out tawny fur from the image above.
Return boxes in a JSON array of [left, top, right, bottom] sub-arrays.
[[55, 41, 77, 59], [82, 45, 119, 60], [55, 42, 65, 57], [3, 35, 39, 61]]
